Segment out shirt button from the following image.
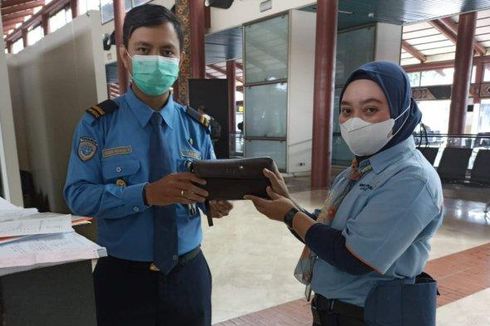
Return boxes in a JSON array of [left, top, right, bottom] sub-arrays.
[[133, 206, 140, 212], [172, 255, 178, 261], [116, 166, 122, 173]]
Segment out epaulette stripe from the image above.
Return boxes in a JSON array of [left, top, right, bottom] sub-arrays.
[[92, 105, 105, 116], [87, 107, 101, 118], [200, 116, 208, 126]]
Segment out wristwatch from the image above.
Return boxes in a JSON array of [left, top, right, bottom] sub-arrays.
[[283, 207, 299, 229]]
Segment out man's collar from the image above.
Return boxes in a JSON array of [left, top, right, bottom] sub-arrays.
[[125, 88, 176, 129]]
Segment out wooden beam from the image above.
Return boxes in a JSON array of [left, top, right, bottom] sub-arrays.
[[431, 18, 486, 56], [70, 0, 78, 19], [2, 9, 34, 21], [402, 40, 427, 63], [441, 17, 486, 56], [1, 0, 44, 15], [403, 55, 490, 73], [430, 19, 457, 43], [6, 0, 70, 43], [2, 0, 36, 7], [1, 16, 25, 25]]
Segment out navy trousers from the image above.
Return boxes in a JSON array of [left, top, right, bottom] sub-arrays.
[[93, 250, 212, 326]]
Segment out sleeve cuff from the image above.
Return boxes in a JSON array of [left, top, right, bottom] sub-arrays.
[[121, 183, 149, 213]]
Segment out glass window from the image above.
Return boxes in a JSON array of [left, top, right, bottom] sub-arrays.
[[133, 0, 151, 6], [244, 82, 287, 137], [407, 72, 421, 87], [12, 38, 24, 54], [28, 25, 43, 46], [478, 101, 490, 132], [244, 14, 289, 83], [79, 0, 100, 15], [101, 0, 115, 23], [483, 64, 490, 82], [417, 100, 451, 134], [101, 0, 133, 24], [244, 140, 287, 171], [49, 8, 70, 32], [420, 68, 454, 86], [336, 26, 375, 87]]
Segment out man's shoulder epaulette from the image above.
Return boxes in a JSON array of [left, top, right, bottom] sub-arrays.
[[185, 106, 211, 132], [86, 99, 119, 119]]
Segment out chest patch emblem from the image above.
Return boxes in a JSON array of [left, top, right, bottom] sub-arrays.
[[102, 146, 133, 158], [78, 137, 97, 161], [181, 150, 201, 160]]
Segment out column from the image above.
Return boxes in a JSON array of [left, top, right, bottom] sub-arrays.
[[227, 60, 236, 133], [311, 0, 338, 189], [448, 12, 477, 135], [113, 0, 128, 93]]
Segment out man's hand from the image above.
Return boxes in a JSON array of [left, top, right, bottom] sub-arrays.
[[145, 172, 208, 206], [208, 200, 233, 218], [244, 187, 295, 222]]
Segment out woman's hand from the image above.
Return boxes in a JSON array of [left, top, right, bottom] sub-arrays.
[[209, 200, 233, 218], [244, 187, 295, 222], [263, 163, 290, 199]]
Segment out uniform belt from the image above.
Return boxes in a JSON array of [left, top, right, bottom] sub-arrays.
[[106, 246, 202, 272], [312, 294, 364, 320]]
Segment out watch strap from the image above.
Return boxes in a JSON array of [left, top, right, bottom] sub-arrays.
[[284, 207, 299, 228]]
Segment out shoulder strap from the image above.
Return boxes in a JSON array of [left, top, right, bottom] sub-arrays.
[[86, 99, 119, 119], [185, 106, 211, 129]]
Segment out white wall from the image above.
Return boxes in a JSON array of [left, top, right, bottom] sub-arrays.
[[209, 0, 315, 34], [0, 16, 23, 206], [287, 10, 316, 174], [8, 11, 107, 213], [375, 23, 402, 62]]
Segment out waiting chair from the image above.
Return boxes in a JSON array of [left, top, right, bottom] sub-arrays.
[[418, 147, 439, 165], [437, 147, 472, 182], [469, 149, 490, 186]]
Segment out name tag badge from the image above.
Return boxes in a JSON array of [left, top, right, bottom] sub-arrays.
[[181, 150, 201, 160], [102, 146, 133, 158]]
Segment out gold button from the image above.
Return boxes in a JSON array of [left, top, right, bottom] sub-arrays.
[[116, 179, 127, 187], [149, 263, 160, 272]]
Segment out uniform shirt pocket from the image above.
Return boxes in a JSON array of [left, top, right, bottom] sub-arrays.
[[102, 159, 141, 185]]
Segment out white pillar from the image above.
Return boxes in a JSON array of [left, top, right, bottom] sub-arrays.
[[375, 23, 403, 62], [0, 16, 24, 206]]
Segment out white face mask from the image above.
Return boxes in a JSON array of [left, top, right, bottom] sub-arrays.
[[340, 105, 410, 156]]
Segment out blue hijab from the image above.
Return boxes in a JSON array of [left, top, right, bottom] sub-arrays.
[[339, 61, 422, 153]]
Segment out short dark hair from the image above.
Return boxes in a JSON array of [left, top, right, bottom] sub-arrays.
[[123, 4, 183, 51]]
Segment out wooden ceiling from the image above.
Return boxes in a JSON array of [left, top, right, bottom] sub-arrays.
[[1, 0, 46, 36]]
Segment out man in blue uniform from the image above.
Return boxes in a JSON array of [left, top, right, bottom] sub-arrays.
[[64, 4, 232, 326]]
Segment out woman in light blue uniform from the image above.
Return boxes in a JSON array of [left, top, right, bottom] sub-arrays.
[[246, 61, 444, 326]]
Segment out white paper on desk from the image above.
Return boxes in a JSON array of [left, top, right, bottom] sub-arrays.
[[0, 231, 107, 276], [0, 213, 72, 237]]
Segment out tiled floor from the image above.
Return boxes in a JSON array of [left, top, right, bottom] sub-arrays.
[[201, 178, 490, 325]]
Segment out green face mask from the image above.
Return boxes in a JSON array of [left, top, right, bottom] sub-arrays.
[[130, 54, 179, 96]]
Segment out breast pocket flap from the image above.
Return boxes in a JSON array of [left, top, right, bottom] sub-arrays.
[[102, 159, 141, 179]]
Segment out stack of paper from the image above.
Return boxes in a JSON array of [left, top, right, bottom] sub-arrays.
[[0, 231, 107, 276], [0, 197, 105, 276], [0, 212, 73, 237]]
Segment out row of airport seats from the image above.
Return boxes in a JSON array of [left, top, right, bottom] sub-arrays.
[[418, 146, 490, 186]]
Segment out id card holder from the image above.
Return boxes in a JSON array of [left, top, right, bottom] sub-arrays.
[[305, 283, 312, 302]]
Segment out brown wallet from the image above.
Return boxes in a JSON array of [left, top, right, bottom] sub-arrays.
[[190, 157, 274, 200]]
